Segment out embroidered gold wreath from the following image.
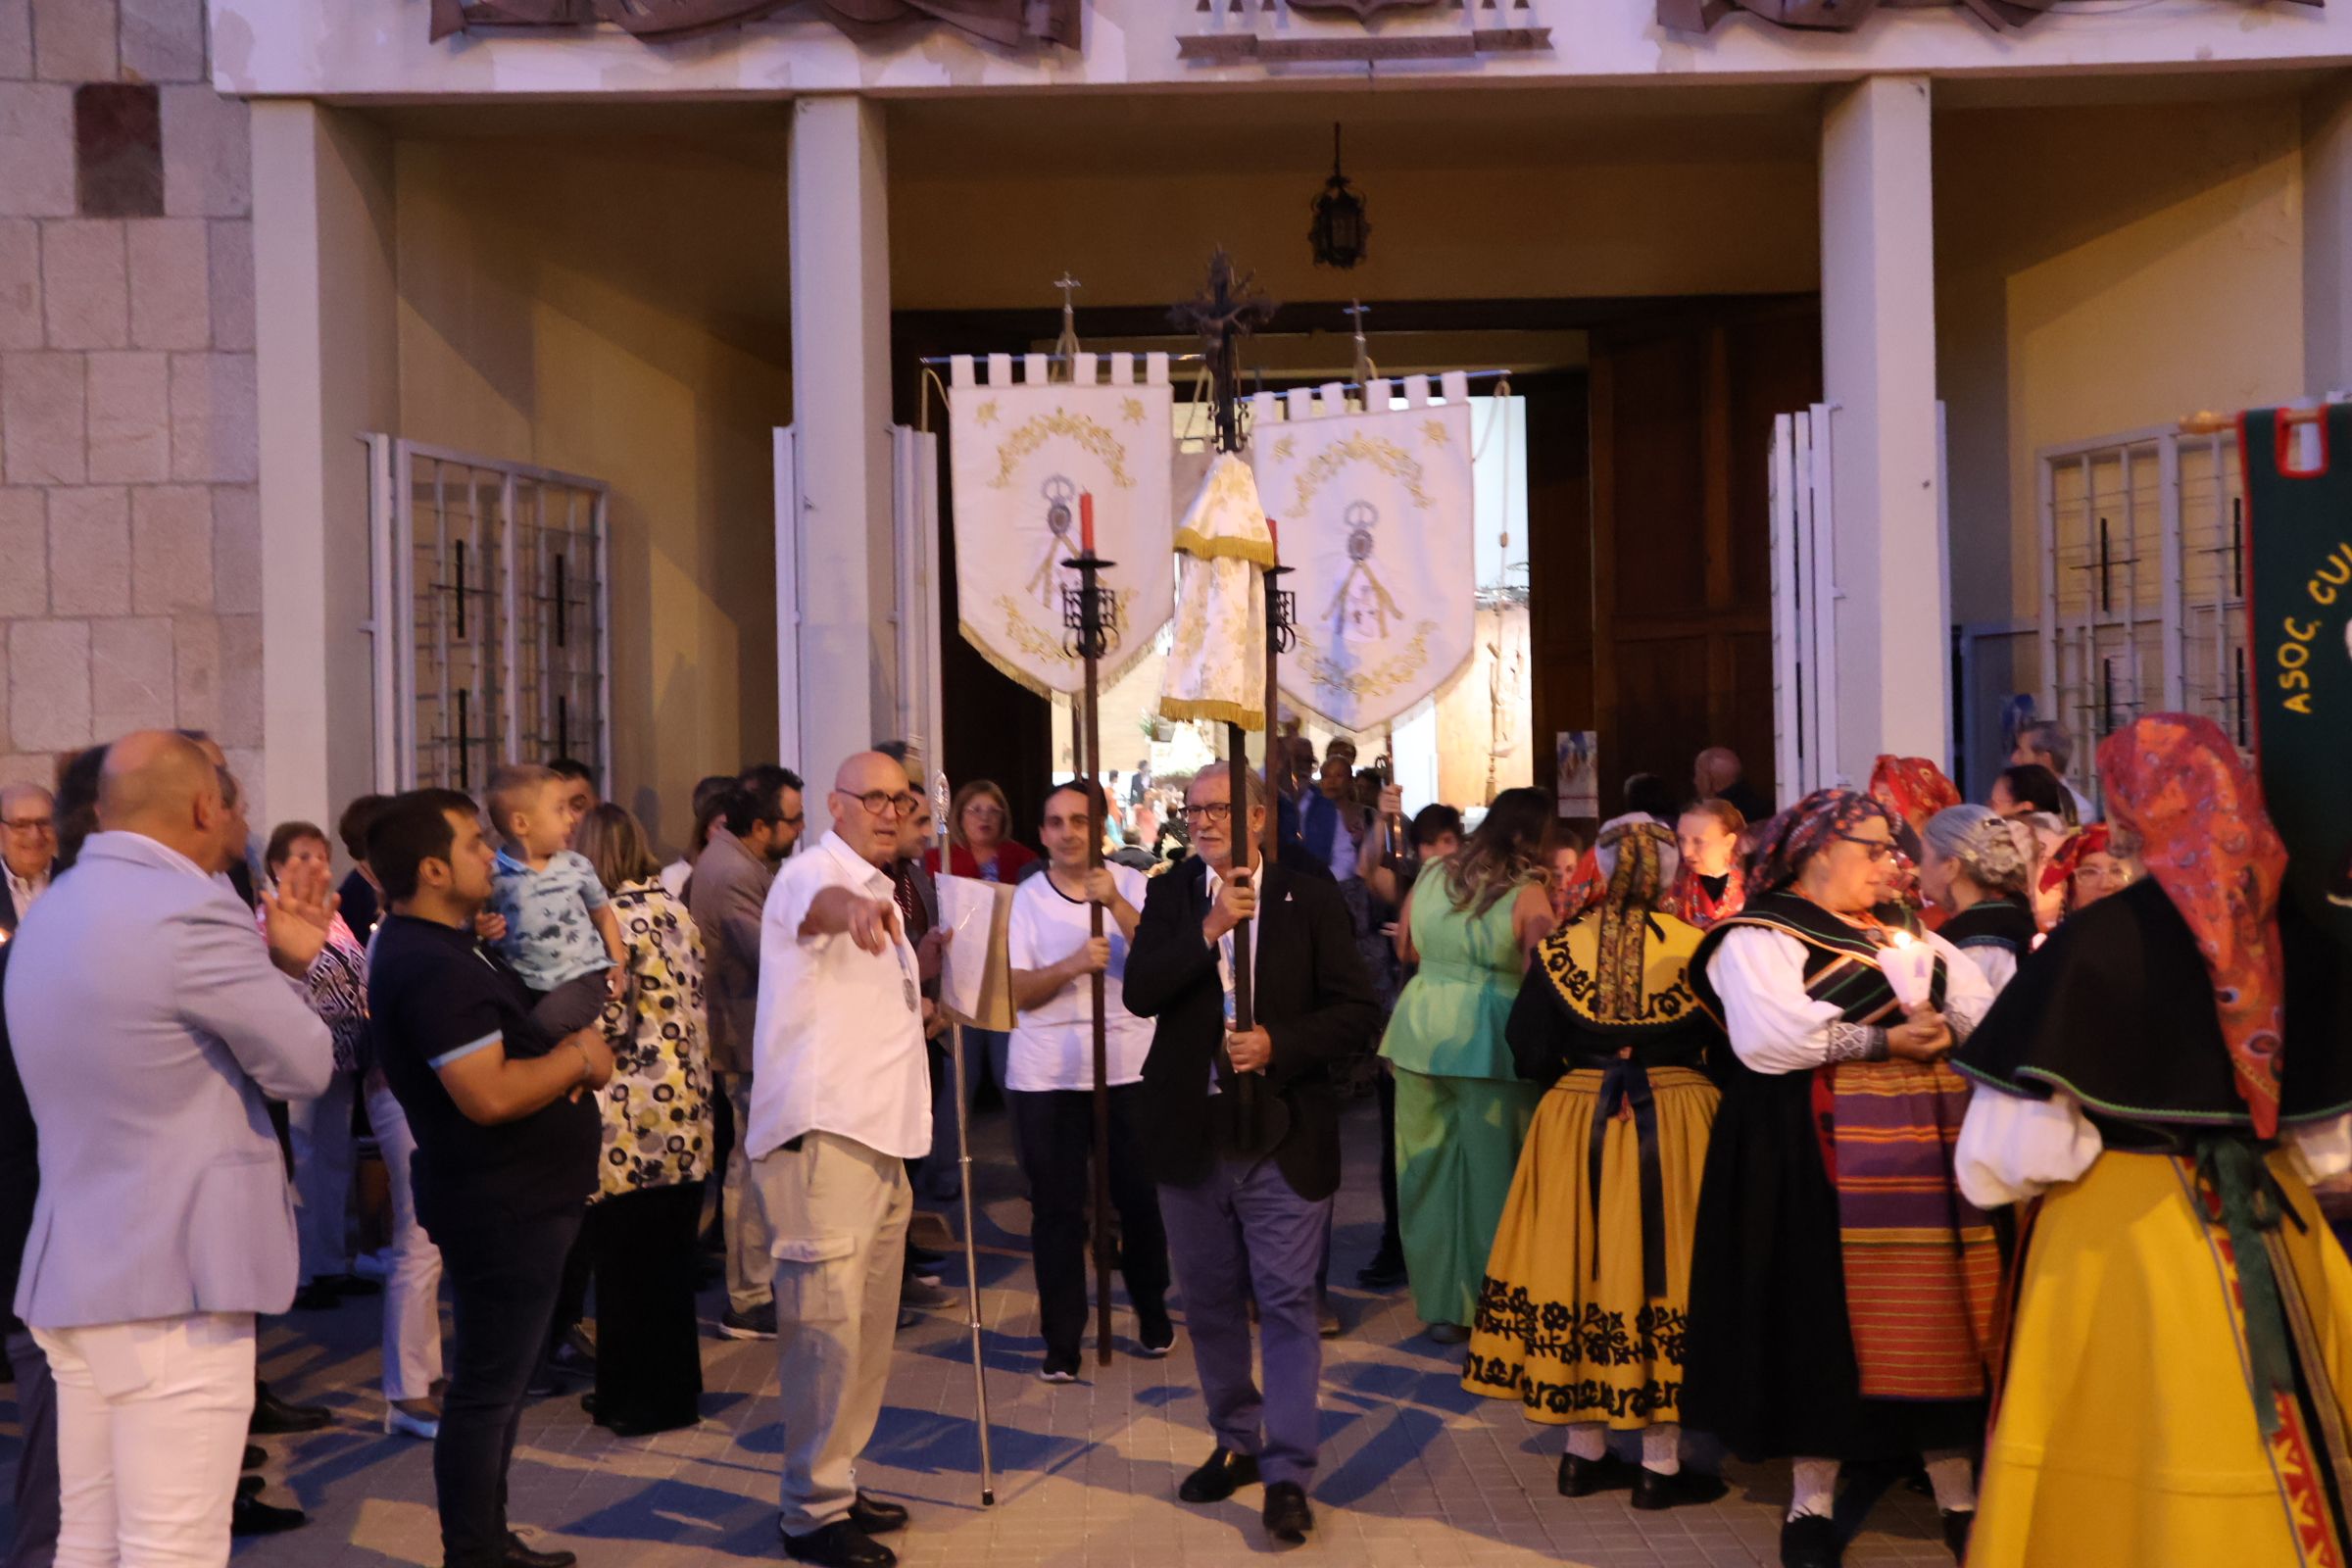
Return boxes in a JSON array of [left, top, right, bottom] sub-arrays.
[[992, 589, 1137, 666], [988, 410, 1136, 491], [1294, 620, 1435, 701], [1290, 434, 1432, 517]]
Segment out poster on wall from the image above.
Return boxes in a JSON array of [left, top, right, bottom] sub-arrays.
[[1557, 730, 1598, 818]]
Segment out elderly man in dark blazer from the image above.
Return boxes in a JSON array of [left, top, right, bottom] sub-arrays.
[[1123, 764, 1377, 1547], [8, 732, 334, 1567]]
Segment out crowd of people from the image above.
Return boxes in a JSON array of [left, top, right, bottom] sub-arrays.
[[0, 712, 2342, 1568]]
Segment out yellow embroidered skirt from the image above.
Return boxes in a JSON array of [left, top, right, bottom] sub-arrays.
[[1972, 1149, 2352, 1568], [1462, 1063, 1718, 1430]]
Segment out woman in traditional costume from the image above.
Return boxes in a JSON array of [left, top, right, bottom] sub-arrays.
[[2035, 820, 2142, 919], [1866, 755, 1962, 926], [1952, 714, 2352, 1568], [1918, 806, 2039, 993], [1382, 787, 1558, 1342], [1464, 816, 1729, 1509], [1671, 799, 1747, 930], [1682, 789, 1998, 1568]]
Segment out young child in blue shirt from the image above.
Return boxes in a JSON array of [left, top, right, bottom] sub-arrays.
[[483, 762, 628, 1037]]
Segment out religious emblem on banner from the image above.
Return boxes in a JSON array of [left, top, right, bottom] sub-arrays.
[[948, 358, 1174, 696], [1251, 394, 1475, 733]]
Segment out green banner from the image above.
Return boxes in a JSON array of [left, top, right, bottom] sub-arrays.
[[2237, 407, 2352, 951]]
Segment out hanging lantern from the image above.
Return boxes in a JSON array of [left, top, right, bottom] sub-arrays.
[[1308, 122, 1370, 270]]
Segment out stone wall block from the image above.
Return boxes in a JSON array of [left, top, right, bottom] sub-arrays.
[[87, 349, 170, 482], [47, 483, 127, 615], [0, 488, 45, 617], [206, 218, 250, 352], [129, 480, 210, 614], [0, 0, 31, 79], [0, 86, 74, 220], [0, 350, 85, 484], [161, 87, 249, 220], [170, 608, 216, 735], [210, 482, 257, 613], [40, 219, 127, 349], [9, 617, 89, 753], [90, 615, 175, 736], [168, 349, 255, 483], [127, 218, 208, 349], [0, 221, 39, 351], [121, 0, 207, 84], [217, 611, 259, 748], [30, 0, 115, 83]]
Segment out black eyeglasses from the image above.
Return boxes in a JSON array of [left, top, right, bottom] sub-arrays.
[[839, 790, 917, 817], [1181, 803, 1234, 823], [1832, 832, 1895, 863]]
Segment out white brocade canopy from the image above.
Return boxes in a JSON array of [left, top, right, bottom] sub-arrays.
[[1159, 451, 1272, 731]]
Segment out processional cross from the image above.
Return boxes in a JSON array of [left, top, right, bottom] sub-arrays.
[[1169, 248, 1277, 456]]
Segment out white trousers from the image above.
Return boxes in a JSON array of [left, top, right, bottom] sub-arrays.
[[287, 1067, 358, 1285], [30, 1314, 256, 1568], [721, 1073, 775, 1314], [365, 1071, 445, 1401]]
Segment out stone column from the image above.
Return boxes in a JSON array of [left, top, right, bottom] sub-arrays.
[[1821, 74, 1948, 784], [252, 101, 397, 833], [2305, 76, 2352, 396], [786, 95, 898, 785]]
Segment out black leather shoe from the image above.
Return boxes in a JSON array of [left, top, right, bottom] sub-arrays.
[[249, 1385, 330, 1435], [1632, 1468, 1729, 1510], [1261, 1481, 1313, 1544], [1355, 1248, 1407, 1291], [850, 1492, 908, 1534], [1556, 1450, 1636, 1497], [1941, 1509, 1973, 1561], [782, 1520, 897, 1568], [503, 1532, 578, 1568], [242, 1444, 266, 1472], [1781, 1513, 1842, 1568], [1178, 1446, 1261, 1503], [229, 1491, 307, 1537]]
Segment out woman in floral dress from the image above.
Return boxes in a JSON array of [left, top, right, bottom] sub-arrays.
[[575, 804, 713, 1437]]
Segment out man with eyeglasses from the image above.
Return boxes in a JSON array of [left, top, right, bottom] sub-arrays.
[[0, 784, 56, 939], [750, 752, 944, 1568], [1124, 766, 1378, 1545], [692, 763, 806, 1342]]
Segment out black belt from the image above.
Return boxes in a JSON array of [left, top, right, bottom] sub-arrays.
[[1579, 1054, 1669, 1300]]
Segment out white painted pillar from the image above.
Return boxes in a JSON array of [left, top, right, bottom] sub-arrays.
[[1821, 74, 1947, 785], [2304, 77, 2352, 396], [252, 101, 398, 834], [786, 96, 899, 786]]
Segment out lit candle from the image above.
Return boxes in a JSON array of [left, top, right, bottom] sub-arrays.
[[1880, 928, 1936, 1012], [1266, 515, 1279, 562], [1079, 491, 1096, 557]]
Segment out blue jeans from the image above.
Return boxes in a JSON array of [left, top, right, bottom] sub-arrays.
[[922, 1029, 1011, 1196], [1157, 1159, 1334, 1488]]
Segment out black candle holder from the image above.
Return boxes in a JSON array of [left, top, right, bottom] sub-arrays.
[[1266, 562, 1298, 655], [1061, 556, 1119, 661]]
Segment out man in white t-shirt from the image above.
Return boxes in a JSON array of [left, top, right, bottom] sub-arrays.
[[750, 751, 942, 1568], [1005, 782, 1174, 1383]]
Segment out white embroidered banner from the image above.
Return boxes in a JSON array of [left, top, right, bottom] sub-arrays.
[[948, 356, 1174, 696], [1250, 387, 1476, 732]]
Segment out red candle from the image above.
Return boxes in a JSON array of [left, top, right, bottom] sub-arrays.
[[1267, 515, 1279, 562], [1079, 491, 1096, 556]]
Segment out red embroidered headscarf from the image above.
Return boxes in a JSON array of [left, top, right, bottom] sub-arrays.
[[1868, 755, 1962, 834], [2097, 715, 2290, 1137], [2037, 823, 2112, 895]]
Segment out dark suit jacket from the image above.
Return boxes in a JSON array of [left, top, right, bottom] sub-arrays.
[[0, 862, 49, 937], [1122, 858, 1379, 1200], [0, 947, 30, 1339]]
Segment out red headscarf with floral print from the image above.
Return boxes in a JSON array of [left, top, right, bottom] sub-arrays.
[[2098, 715, 2289, 1137], [1868, 755, 1962, 833]]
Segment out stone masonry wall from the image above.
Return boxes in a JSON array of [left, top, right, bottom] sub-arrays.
[[0, 0, 262, 813]]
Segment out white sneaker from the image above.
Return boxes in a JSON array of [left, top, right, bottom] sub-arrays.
[[385, 1401, 440, 1441]]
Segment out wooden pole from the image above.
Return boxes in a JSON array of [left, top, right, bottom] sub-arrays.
[[1072, 497, 1116, 1366]]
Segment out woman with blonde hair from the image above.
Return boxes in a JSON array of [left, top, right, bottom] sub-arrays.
[[931, 779, 1037, 884], [1379, 786, 1559, 1342], [574, 802, 712, 1437]]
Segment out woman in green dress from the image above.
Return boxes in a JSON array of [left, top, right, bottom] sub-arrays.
[[1381, 787, 1559, 1341]]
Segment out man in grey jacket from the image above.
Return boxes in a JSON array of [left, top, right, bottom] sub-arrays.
[[690, 764, 804, 1340], [7, 731, 335, 1568]]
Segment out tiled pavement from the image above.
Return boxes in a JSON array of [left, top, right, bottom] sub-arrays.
[[0, 1096, 1960, 1567]]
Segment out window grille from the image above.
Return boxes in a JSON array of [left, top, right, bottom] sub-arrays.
[[368, 439, 612, 795]]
